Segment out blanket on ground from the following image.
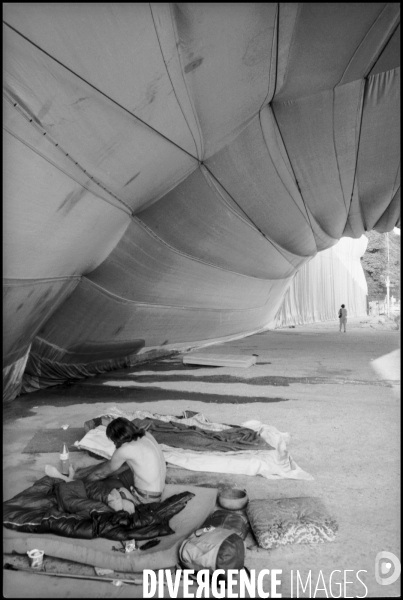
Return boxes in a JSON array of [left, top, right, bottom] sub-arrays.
[[3, 475, 194, 541], [84, 415, 272, 452]]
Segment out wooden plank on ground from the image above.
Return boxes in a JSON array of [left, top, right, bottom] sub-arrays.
[[183, 353, 256, 368]]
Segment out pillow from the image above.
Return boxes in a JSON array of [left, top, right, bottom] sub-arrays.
[[247, 497, 338, 550], [74, 425, 115, 459]]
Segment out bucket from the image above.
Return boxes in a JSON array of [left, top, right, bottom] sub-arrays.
[[27, 549, 44, 569]]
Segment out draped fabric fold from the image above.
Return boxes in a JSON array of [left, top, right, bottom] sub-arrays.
[[276, 237, 368, 327]]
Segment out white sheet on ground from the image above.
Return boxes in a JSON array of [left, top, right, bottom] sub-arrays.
[[75, 408, 313, 481]]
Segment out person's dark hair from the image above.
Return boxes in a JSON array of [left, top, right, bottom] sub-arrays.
[[106, 417, 145, 448], [341, 304, 345, 308]]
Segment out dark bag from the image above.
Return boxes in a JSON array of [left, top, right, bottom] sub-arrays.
[[338, 309, 342, 318], [179, 509, 246, 575], [202, 509, 249, 540], [179, 527, 245, 574]]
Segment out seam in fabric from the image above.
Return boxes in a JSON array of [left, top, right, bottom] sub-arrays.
[[258, 109, 318, 241], [390, 163, 401, 204], [368, 21, 400, 76], [148, 3, 200, 161], [275, 3, 301, 98], [331, 89, 349, 213], [167, 3, 205, 160], [337, 6, 400, 85], [349, 78, 367, 230], [202, 163, 302, 267], [259, 3, 279, 112], [3, 276, 81, 285], [269, 104, 317, 250], [200, 164, 303, 266]]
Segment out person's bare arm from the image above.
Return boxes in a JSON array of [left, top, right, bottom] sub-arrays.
[[84, 448, 127, 482]]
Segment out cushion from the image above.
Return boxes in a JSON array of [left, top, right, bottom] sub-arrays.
[[247, 497, 338, 550], [74, 425, 115, 459]]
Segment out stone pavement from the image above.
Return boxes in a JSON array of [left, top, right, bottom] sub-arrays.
[[3, 317, 401, 597]]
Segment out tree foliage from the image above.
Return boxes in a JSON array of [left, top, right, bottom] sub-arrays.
[[360, 231, 401, 301]]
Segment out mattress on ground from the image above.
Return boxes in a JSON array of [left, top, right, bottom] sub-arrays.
[[3, 484, 217, 572]]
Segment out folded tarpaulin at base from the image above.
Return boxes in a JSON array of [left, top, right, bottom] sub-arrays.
[[3, 484, 218, 572], [20, 338, 146, 394], [3, 475, 194, 541]]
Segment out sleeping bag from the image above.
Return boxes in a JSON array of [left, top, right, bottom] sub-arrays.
[[3, 475, 194, 541]]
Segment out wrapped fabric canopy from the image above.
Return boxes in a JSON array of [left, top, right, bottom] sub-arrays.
[[276, 236, 369, 327], [3, 4, 400, 401]]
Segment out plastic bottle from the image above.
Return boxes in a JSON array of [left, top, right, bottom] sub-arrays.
[[60, 443, 70, 476]]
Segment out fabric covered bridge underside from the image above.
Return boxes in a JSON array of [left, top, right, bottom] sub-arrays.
[[3, 4, 400, 401]]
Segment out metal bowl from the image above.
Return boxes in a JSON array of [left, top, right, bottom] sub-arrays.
[[218, 488, 249, 511]]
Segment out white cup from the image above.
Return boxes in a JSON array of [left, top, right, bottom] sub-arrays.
[[27, 549, 44, 569]]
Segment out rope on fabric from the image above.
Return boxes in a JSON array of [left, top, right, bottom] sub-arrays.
[[3, 20, 201, 163]]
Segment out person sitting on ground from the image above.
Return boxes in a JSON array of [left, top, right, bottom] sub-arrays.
[[339, 304, 348, 332], [82, 417, 167, 505]]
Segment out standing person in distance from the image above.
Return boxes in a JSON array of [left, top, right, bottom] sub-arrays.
[[338, 304, 348, 332]]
